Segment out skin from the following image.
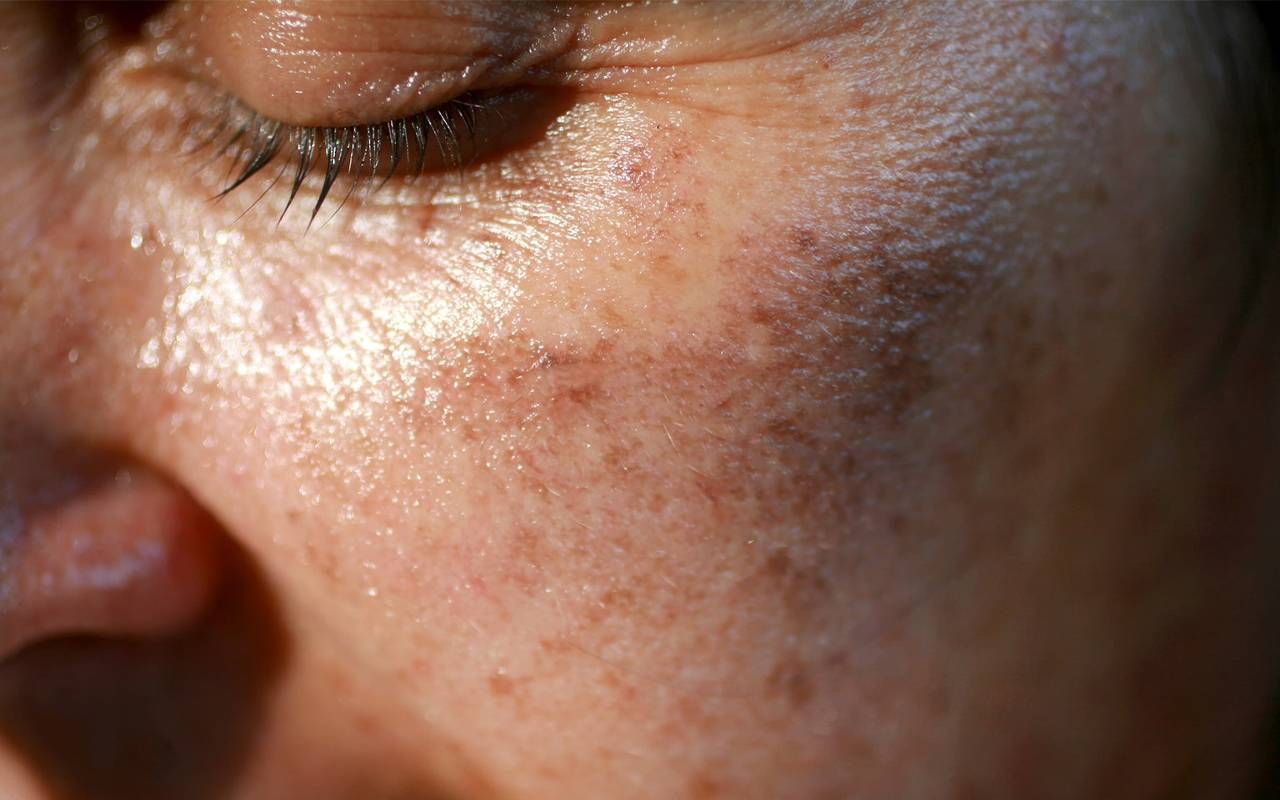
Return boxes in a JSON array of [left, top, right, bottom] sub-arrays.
[[0, 2, 1278, 799]]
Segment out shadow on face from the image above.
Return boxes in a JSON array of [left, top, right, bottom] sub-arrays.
[[0, 540, 287, 800]]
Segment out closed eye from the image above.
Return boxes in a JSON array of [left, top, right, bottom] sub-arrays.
[[204, 94, 486, 225], [191, 85, 572, 226]]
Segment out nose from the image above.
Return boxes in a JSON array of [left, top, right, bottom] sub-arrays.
[[0, 450, 224, 660]]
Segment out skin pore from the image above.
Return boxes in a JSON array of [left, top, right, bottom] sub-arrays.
[[1, 2, 1278, 799]]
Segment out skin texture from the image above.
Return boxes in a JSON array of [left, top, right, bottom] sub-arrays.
[[1, 2, 1278, 798]]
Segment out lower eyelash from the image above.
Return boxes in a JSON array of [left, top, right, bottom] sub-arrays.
[[201, 97, 483, 224]]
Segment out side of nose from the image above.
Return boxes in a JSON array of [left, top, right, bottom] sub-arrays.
[[0, 455, 224, 659]]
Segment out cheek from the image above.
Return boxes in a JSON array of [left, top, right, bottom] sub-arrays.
[[165, 118, 882, 637], [45, 85, 946, 789]]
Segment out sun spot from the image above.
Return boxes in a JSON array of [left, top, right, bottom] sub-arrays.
[[488, 671, 516, 697], [765, 656, 815, 710], [688, 770, 723, 799]]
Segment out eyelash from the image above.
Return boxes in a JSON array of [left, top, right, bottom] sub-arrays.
[[200, 97, 484, 224]]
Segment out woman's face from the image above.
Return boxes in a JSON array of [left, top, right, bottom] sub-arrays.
[[1, 2, 1277, 798]]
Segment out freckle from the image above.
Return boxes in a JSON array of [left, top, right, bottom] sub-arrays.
[[786, 671, 814, 708], [1081, 266, 1113, 300], [541, 347, 583, 370], [689, 771, 722, 799], [304, 538, 340, 582], [762, 551, 793, 579], [787, 225, 819, 252], [748, 303, 781, 329], [765, 658, 814, 709], [1049, 253, 1066, 278], [763, 415, 816, 447], [1091, 182, 1110, 208], [557, 382, 602, 406], [980, 319, 998, 347], [613, 144, 657, 191], [587, 337, 617, 361], [602, 671, 639, 702], [406, 657, 434, 680], [489, 672, 515, 697], [354, 711, 380, 736], [692, 472, 733, 509], [603, 445, 626, 471], [676, 694, 711, 732], [539, 637, 570, 654], [330, 669, 354, 699], [601, 587, 635, 611], [646, 490, 671, 515], [599, 304, 627, 329]]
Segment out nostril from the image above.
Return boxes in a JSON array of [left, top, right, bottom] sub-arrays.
[[0, 439, 286, 800], [0, 461, 224, 659]]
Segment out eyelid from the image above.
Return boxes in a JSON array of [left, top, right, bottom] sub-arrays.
[[194, 1, 578, 127]]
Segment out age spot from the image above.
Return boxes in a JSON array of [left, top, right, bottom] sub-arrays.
[[488, 671, 516, 697], [764, 656, 815, 710]]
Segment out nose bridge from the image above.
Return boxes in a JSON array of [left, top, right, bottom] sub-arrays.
[[0, 209, 179, 455]]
